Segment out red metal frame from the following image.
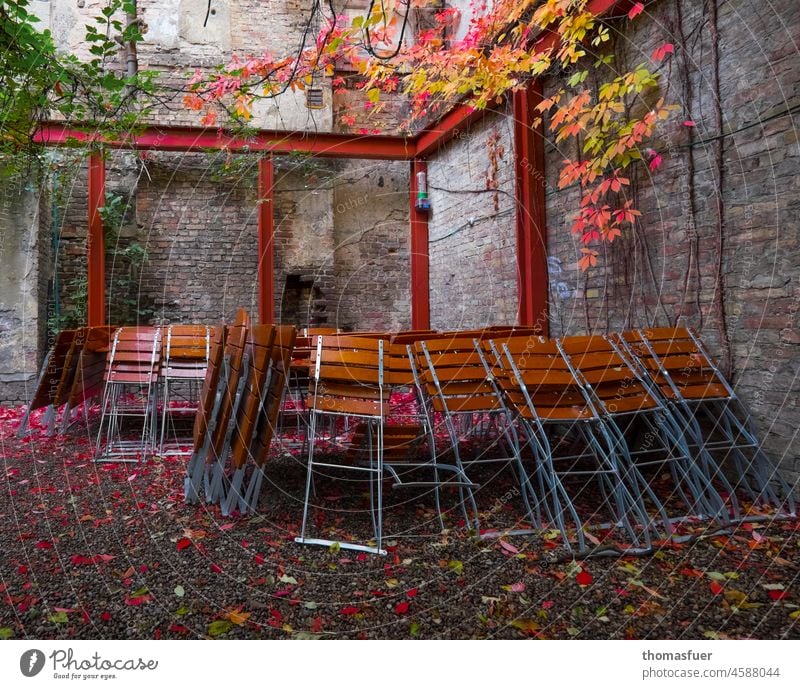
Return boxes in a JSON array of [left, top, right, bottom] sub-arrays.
[[258, 156, 275, 324], [513, 81, 549, 333], [34, 1, 629, 331], [33, 122, 413, 161], [409, 159, 430, 330], [87, 151, 106, 327]]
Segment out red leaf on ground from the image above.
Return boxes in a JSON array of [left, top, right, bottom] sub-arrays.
[[253, 554, 264, 565], [35, 540, 53, 550], [125, 595, 152, 606], [176, 538, 192, 551], [709, 581, 724, 595], [210, 563, 222, 574], [680, 567, 704, 578], [340, 606, 359, 616], [70, 555, 94, 566], [768, 590, 789, 601], [168, 624, 190, 634], [310, 617, 323, 633], [576, 569, 593, 586], [100, 611, 112, 622], [407, 588, 418, 598], [395, 601, 410, 615]]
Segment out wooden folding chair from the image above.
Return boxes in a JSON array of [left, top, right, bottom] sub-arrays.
[[95, 327, 162, 463], [618, 327, 795, 517], [295, 335, 390, 555], [203, 322, 251, 504], [17, 329, 80, 437], [489, 335, 653, 554], [159, 324, 214, 454], [227, 325, 297, 515], [559, 334, 733, 531], [185, 326, 227, 503], [63, 326, 117, 430]]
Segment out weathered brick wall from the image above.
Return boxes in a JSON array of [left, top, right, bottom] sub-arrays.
[[542, 0, 800, 480], [332, 160, 410, 331], [135, 153, 260, 322], [427, 109, 519, 330], [0, 176, 43, 404]]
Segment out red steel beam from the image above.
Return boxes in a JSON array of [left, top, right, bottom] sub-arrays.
[[513, 80, 549, 333], [33, 122, 414, 160], [409, 159, 430, 330], [87, 151, 106, 327], [257, 156, 275, 324]]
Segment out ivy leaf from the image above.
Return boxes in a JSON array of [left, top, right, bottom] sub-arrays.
[[48, 611, 69, 624], [628, 2, 645, 20], [448, 560, 463, 575], [0, 627, 14, 639], [576, 569, 593, 586]]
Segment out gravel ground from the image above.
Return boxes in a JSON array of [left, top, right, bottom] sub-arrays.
[[1, 405, 798, 640]]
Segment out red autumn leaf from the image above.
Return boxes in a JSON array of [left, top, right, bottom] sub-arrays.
[[395, 601, 410, 615], [100, 611, 112, 622], [253, 554, 265, 565], [125, 595, 152, 606], [407, 588, 418, 598], [768, 590, 789, 601], [176, 538, 192, 551], [210, 563, 222, 574], [680, 567, 704, 578], [709, 581, 724, 595], [576, 569, 593, 586], [542, 600, 554, 609], [628, 2, 644, 19], [70, 555, 93, 566], [310, 617, 323, 633], [648, 152, 663, 171], [168, 624, 190, 634], [340, 606, 359, 616], [652, 43, 675, 62], [682, 120, 696, 127], [35, 540, 53, 550]]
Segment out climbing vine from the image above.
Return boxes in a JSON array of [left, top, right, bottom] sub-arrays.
[[182, 0, 681, 270]]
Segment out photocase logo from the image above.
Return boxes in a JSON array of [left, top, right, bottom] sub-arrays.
[[20, 649, 45, 677]]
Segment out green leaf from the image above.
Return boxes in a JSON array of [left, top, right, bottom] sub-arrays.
[[48, 611, 69, 624], [175, 606, 191, 617], [409, 622, 420, 637], [304, 601, 318, 610], [0, 628, 14, 640], [208, 620, 233, 637], [174, 585, 185, 598], [352, 16, 363, 29], [328, 542, 341, 554], [279, 574, 298, 585], [448, 560, 463, 575], [367, 88, 381, 103]]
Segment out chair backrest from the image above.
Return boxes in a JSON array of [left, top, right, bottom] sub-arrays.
[[251, 325, 297, 466], [412, 336, 500, 414], [558, 335, 659, 415], [232, 308, 251, 329], [229, 325, 277, 471], [209, 323, 249, 459], [308, 335, 388, 417], [54, 327, 89, 407], [192, 325, 227, 452], [27, 329, 79, 411], [105, 327, 162, 385], [619, 327, 730, 402], [491, 335, 594, 421], [303, 327, 338, 337], [68, 326, 117, 407]]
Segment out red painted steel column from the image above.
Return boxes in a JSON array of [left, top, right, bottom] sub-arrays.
[[258, 156, 275, 324], [513, 80, 549, 334], [87, 151, 106, 326], [409, 159, 430, 330]]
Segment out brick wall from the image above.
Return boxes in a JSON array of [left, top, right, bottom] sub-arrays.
[[540, 0, 800, 481], [332, 160, 410, 331], [427, 109, 519, 330]]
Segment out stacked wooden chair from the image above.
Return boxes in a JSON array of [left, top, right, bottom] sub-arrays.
[[295, 335, 391, 554], [95, 327, 162, 462], [159, 324, 214, 454]]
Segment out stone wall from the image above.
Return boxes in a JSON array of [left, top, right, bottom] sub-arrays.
[[0, 176, 44, 404], [427, 108, 519, 330], [541, 0, 800, 480]]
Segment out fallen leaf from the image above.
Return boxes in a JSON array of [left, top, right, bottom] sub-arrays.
[[174, 585, 185, 598], [576, 569, 593, 586], [395, 601, 410, 615], [225, 610, 251, 625], [208, 620, 233, 637], [340, 606, 359, 616], [176, 538, 192, 551], [709, 581, 724, 595]]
